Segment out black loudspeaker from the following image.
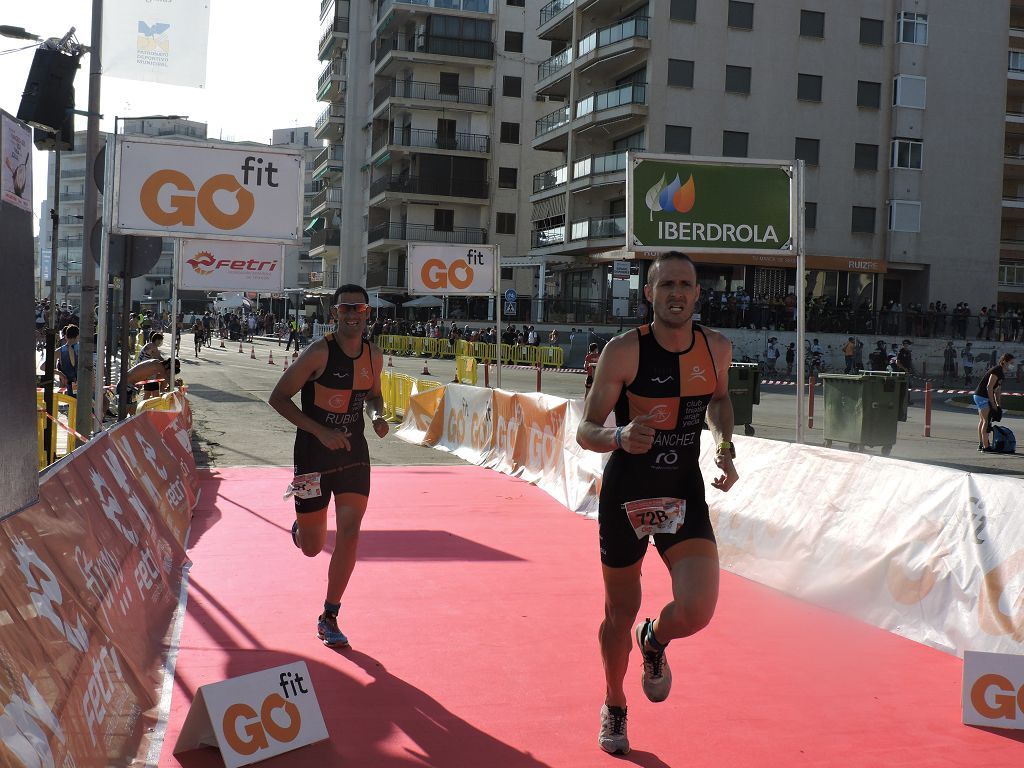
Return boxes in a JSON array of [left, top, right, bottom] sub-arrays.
[[33, 103, 75, 151], [17, 46, 81, 132]]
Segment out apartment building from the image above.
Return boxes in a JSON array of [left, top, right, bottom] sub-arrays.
[[315, 0, 557, 311], [271, 126, 323, 290], [528, 0, 1009, 318]]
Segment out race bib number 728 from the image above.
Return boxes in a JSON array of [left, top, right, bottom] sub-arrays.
[[622, 497, 686, 539]]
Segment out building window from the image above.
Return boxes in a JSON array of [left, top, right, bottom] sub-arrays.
[[1011, 50, 1024, 73], [860, 17, 883, 45], [503, 76, 522, 98], [501, 267, 514, 279], [500, 122, 520, 143], [857, 80, 881, 108], [668, 59, 695, 88], [498, 166, 518, 188], [804, 202, 817, 230], [725, 65, 752, 94], [665, 125, 692, 154], [670, 0, 697, 23], [851, 206, 876, 234], [728, 1, 754, 30], [434, 209, 454, 231], [891, 138, 923, 169], [613, 130, 645, 151], [504, 31, 523, 53], [439, 72, 460, 95], [496, 213, 517, 234], [797, 73, 822, 102], [889, 201, 921, 232], [893, 75, 926, 108], [800, 10, 824, 38], [897, 12, 927, 45], [506, 0, 524, 6], [723, 130, 749, 158], [854, 143, 879, 171], [795, 137, 820, 166]]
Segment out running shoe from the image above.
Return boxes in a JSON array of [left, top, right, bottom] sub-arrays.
[[635, 619, 672, 702], [598, 705, 629, 755], [290, 520, 300, 549], [317, 613, 349, 647]]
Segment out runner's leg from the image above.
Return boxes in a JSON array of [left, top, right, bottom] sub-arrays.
[[652, 538, 720, 641], [295, 507, 328, 557], [326, 492, 369, 604], [599, 562, 642, 708]]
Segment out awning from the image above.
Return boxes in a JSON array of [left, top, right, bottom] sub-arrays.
[[403, 295, 444, 308], [304, 216, 324, 233]]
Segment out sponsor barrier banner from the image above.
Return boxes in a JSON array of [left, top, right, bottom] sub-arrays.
[[178, 238, 285, 292], [113, 137, 304, 243], [103, 0, 211, 88], [963, 651, 1024, 729], [407, 243, 497, 295], [174, 661, 328, 766], [397, 385, 1024, 658], [0, 391, 197, 768], [627, 153, 793, 254]]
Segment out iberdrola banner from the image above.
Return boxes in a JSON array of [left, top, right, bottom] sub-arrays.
[[102, 0, 210, 87]]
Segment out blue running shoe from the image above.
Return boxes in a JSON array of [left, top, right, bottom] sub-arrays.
[[317, 613, 349, 647]]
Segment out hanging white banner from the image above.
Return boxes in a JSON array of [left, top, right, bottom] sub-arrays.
[[178, 238, 285, 292], [102, 0, 211, 88], [1, 113, 33, 213]]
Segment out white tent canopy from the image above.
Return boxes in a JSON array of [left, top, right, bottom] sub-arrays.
[[369, 295, 395, 309], [403, 295, 443, 308]]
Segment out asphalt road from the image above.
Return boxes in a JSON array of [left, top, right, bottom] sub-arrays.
[[181, 337, 1024, 477]]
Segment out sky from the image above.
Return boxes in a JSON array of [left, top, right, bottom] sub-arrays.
[[0, 1, 323, 234]]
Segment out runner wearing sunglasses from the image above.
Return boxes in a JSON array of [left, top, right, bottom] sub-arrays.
[[270, 284, 389, 647]]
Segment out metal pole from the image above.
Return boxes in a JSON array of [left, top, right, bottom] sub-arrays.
[[117, 238, 133, 420], [494, 245, 502, 389], [170, 239, 179, 375], [42, 139, 62, 464], [94, 131, 114, 427], [77, 0, 104, 438], [795, 160, 806, 443]]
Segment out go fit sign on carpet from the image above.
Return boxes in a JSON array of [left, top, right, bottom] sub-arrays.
[[407, 243, 497, 295], [112, 136, 305, 244]]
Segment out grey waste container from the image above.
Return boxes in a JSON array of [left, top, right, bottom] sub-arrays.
[[821, 373, 900, 455], [729, 363, 760, 436]]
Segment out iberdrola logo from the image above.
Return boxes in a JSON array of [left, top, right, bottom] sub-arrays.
[[187, 251, 215, 275], [645, 174, 695, 220]]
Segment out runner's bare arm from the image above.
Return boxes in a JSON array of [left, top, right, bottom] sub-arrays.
[[576, 333, 654, 454], [705, 330, 738, 491], [269, 340, 350, 450], [366, 344, 389, 438]]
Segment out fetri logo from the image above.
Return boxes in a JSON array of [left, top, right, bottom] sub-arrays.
[[187, 251, 215, 275], [645, 174, 695, 214]]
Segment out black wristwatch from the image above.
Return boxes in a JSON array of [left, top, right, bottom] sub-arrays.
[[717, 440, 736, 459]]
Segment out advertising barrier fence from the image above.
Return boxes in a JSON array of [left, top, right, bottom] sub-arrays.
[[0, 391, 198, 768], [35, 390, 79, 468], [374, 335, 565, 367], [395, 383, 1024, 659]]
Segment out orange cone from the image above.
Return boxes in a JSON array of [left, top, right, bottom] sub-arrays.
[[238, 341, 243, 353], [421, 361, 431, 376], [268, 349, 275, 365], [283, 357, 289, 371], [250, 345, 256, 359], [292, 351, 298, 359]]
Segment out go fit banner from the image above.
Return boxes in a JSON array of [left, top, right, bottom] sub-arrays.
[[407, 243, 497, 296], [178, 238, 285, 292], [113, 136, 304, 244]]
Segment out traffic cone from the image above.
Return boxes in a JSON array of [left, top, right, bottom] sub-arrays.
[[250, 345, 256, 359], [268, 349, 275, 365], [421, 360, 431, 376], [238, 341, 243, 353], [292, 351, 298, 359], [283, 357, 289, 371], [220, 337, 225, 349], [387, 355, 393, 367]]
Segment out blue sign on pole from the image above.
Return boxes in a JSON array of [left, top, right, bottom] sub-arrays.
[[503, 301, 517, 316], [504, 288, 517, 303]]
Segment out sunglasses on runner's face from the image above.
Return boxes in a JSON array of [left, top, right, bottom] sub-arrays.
[[335, 302, 370, 313]]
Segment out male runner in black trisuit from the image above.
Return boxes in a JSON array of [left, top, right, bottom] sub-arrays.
[[270, 284, 389, 647], [577, 252, 738, 755]]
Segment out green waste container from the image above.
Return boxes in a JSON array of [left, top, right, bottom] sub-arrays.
[[821, 373, 900, 455], [861, 370, 909, 422], [729, 362, 760, 436]]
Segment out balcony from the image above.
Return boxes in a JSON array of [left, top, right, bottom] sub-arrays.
[[368, 221, 487, 247], [375, 34, 495, 72], [532, 164, 567, 195], [367, 266, 408, 291], [317, 58, 346, 101], [319, 17, 350, 60], [570, 149, 631, 192], [371, 126, 490, 156], [571, 215, 626, 241], [59, 192, 85, 202], [377, 0, 493, 27], [533, 105, 571, 150], [574, 82, 647, 134], [312, 145, 344, 180], [60, 167, 86, 179], [536, 49, 572, 96], [373, 79, 492, 111], [531, 224, 565, 249], [310, 227, 341, 251], [314, 105, 345, 140], [311, 186, 343, 213], [321, 0, 334, 19], [369, 174, 489, 202], [538, 0, 574, 41], [575, 16, 650, 78]]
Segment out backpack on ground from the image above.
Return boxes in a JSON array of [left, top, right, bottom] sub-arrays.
[[991, 425, 1016, 454]]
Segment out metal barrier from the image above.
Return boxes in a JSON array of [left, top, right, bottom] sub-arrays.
[[36, 390, 79, 469], [382, 370, 444, 421], [456, 356, 478, 385]]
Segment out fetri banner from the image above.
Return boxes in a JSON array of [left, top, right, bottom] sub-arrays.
[[113, 137, 304, 243], [407, 243, 497, 296], [178, 238, 285, 292]]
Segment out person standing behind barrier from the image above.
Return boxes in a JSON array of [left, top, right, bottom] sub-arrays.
[[842, 337, 856, 374], [962, 342, 975, 386], [765, 337, 780, 374], [975, 353, 1014, 452], [584, 343, 600, 397], [269, 284, 389, 648], [56, 324, 80, 396], [576, 251, 737, 755], [285, 317, 300, 351], [942, 341, 957, 384]]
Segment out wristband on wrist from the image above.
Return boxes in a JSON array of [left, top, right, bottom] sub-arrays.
[[614, 426, 624, 450]]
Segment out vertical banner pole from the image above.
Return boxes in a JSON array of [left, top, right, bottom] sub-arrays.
[[170, 239, 180, 374], [795, 160, 806, 444], [494, 245, 502, 390], [94, 134, 114, 430]]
